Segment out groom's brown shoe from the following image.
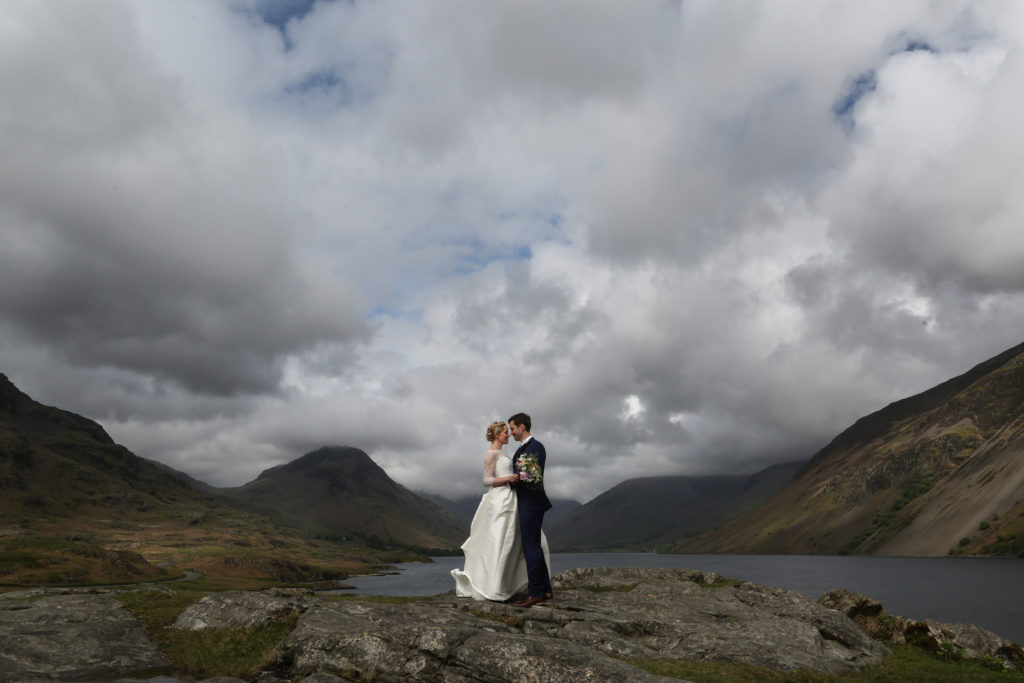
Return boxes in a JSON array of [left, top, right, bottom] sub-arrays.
[[512, 595, 546, 608]]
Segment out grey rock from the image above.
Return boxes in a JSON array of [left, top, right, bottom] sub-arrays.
[[547, 567, 888, 675], [907, 620, 1023, 665], [274, 599, 670, 682], [172, 589, 311, 631], [819, 586, 1023, 667], [253, 566, 884, 680], [819, 587, 886, 636], [0, 591, 167, 681], [5, 567, 1019, 681]]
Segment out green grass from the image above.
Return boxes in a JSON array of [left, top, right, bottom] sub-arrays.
[[698, 577, 742, 588], [1, 536, 92, 554], [626, 657, 830, 681], [626, 644, 1024, 681], [117, 584, 298, 678], [0, 550, 43, 572], [846, 473, 941, 553], [115, 580, 435, 675], [156, 615, 298, 678], [117, 587, 202, 634], [982, 534, 1024, 557], [109, 585, 1024, 681]]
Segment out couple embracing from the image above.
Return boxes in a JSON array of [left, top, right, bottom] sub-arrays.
[[451, 412, 553, 607]]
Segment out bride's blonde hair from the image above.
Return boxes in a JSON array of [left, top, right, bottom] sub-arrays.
[[485, 420, 506, 442]]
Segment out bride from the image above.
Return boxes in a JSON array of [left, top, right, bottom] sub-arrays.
[[451, 420, 550, 601]]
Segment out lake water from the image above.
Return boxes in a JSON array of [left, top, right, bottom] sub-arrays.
[[340, 553, 1024, 644]]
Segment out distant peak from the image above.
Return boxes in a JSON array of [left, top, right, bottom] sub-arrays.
[[255, 445, 380, 480]]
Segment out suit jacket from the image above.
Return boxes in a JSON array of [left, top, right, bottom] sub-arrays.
[[513, 437, 552, 513]]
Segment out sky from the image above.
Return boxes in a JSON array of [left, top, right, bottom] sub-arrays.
[[3, 0, 1024, 503]]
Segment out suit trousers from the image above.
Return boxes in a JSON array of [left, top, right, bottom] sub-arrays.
[[518, 505, 551, 597]]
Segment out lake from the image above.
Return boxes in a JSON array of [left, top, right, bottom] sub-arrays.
[[339, 553, 1024, 644]]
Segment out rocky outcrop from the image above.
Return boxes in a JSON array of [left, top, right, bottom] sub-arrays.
[[0, 588, 168, 680], [174, 567, 889, 680], [820, 587, 1023, 668], [173, 588, 312, 631], [819, 587, 888, 635], [2, 569, 1020, 681]]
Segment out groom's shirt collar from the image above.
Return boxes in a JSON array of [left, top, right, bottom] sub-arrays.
[[521, 435, 533, 445]]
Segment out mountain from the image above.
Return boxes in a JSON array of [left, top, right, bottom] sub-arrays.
[[0, 373, 201, 583], [675, 341, 1024, 557], [545, 461, 804, 551], [0, 374, 421, 586], [0, 374, 196, 518], [423, 492, 582, 527], [159, 445, 468, 552], [217, 446, 468, 551]]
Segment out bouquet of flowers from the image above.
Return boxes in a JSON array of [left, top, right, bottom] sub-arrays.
[[515, 453, 543, 489]]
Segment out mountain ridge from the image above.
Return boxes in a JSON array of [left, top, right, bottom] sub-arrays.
[[216, 445, 468, 551], [546, 461, 804, 551], [675, 341, 1024, 557], [0, 374, 447, 586]]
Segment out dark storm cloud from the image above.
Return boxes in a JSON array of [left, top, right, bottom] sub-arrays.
[[0, 1, 369, 400]]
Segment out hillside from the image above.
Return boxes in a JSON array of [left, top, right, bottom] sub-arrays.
[[217, 446, 468, 551], [546, 461, 803, 551], [0, 374, 422, 586], [675, 341, 1024, 557]]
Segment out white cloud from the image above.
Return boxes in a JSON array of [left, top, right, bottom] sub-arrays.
[[3, 1, 1024, 503]]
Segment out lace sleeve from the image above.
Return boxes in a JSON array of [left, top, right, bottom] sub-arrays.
[[482, 451, 499, 487]]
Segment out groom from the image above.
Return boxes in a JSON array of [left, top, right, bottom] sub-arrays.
[[508, 412, 553, 607]]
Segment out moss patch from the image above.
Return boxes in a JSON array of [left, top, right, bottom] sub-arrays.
[[625, 644, 1024, 681], [117, 586, 298, 678]]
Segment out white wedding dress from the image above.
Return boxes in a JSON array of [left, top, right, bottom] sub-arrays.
[[451, 449, 551, 601]]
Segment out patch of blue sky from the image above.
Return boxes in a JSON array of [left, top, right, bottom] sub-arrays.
[[243, 0, 323, 49], [283, 68, 355, 105], [833, 37, 937, 135], [832, 70, 877, 133], [435, 237, 529, 278], [511, 244, 533, 261], [902, 40, 935, 53], [885, 30, 937, 56]]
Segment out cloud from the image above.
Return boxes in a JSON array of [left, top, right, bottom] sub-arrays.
[[822, 40, 1024, 293], [3, 1, 1024, 503], [0, 1, 369, 398]]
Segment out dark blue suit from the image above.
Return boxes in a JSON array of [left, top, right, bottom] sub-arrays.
[[514, 436, 552, 598]]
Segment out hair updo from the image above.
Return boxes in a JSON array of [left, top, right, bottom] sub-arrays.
[[486, 421, 506, 442]]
